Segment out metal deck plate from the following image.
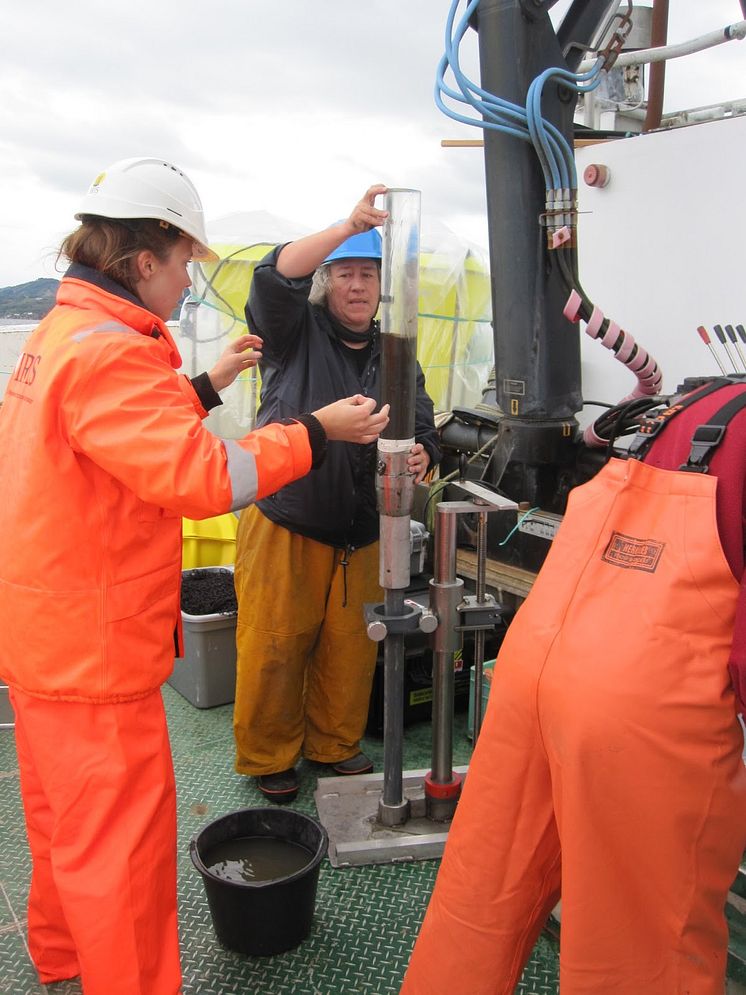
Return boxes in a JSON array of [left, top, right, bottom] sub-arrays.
[[315, 767, 468, 868]]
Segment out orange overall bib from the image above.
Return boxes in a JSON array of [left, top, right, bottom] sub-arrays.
[[402, 456, 746, 995]]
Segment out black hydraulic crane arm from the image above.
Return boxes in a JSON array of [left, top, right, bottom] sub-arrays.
[[447, 0, 623, 512], [557, 0, 624, 70]]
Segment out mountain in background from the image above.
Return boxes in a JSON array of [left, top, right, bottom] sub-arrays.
[[0, 279, 184, 321], [0, 278, 59, 320]]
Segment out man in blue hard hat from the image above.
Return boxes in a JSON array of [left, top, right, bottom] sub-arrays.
[[232, 185, 441, 803]]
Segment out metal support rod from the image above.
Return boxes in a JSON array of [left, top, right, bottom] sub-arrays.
[[430, 510, 459, 784], [380, 588, 408, 821], [426, 505, 465, 823], [642, 0, 669, 133], [471, 510, 489, 742], [430, 648, 455, 782]]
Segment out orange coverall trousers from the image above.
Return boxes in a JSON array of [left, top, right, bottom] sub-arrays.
[[402, 457, 746, 995], [11, 687, 181, 995], [233, 505, 382, 775]]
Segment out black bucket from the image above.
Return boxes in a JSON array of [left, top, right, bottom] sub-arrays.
[[190, 807, 328, 956]]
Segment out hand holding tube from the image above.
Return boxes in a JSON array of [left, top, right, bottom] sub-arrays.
[[407, 442, 431, 484], [313, 394, 390, 444], [347, 184, 389, 233]]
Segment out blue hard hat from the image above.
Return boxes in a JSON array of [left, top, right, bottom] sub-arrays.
[[323, 227, 382, 265]]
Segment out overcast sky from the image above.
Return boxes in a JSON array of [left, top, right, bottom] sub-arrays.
[[1, 0, 744, 287]]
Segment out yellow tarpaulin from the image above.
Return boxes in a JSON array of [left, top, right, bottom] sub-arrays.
[[173, 212, 494, 440], [178, 212, 494, 559]]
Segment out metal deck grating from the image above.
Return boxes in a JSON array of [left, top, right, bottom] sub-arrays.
[[0, 686, 561, 994], [1, 686, 743, 994]]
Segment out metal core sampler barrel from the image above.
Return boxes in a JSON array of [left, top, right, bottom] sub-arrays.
[[376, 188, 421, 826]]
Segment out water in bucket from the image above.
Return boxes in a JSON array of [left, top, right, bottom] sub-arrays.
[[204, 835, 312, 884], [191, 807, 328, 957]]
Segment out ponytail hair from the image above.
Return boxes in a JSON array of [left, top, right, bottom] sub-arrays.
[[59, 216, 184, 295]]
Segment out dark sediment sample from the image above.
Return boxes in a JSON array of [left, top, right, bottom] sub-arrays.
[[181, 568, 237, 615], [381, 333, 417, 440]]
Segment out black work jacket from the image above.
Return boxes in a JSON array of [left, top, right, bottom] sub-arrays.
[[246, 246, 441, 549]]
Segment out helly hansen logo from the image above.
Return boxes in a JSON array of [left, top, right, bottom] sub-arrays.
[[602, 531, 665, 572], [13, 351, 41, 386]]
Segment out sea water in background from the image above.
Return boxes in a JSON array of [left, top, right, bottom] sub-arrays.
[[0, 320, 36, 402]]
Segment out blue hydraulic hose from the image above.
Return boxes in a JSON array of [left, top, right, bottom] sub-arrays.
[[437, 0, 606, 192], [527, 61, 605, 189], [438, 1, 530, 138]]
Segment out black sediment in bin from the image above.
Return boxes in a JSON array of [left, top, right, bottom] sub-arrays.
[[181, 567, 237, 615], [190, 807, 328, 956]]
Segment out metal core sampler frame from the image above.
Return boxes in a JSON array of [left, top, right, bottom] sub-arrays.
[[314, 190, 516, 867]]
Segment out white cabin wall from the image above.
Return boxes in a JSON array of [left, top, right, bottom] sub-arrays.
[[574, 114, 745, 419]]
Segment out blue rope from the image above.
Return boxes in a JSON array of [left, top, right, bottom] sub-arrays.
[[498, 507, 540, 547]]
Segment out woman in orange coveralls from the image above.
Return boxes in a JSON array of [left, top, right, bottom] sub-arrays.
[[401, 379, 746, 995], [0, 157, 389, 995]]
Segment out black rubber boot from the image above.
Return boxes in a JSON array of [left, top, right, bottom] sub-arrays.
[[331, 753, 374, 775], [256, 768, 299, 803]]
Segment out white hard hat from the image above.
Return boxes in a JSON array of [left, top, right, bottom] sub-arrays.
[[75, 157, 218, 262]]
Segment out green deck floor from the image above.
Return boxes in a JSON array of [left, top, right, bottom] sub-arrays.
[[0, 686, 560, 994], [0, 686, 743, 994]]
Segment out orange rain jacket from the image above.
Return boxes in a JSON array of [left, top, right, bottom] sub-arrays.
[[0, 267, 313, 704]]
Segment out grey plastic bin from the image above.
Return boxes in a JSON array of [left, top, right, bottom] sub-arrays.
[[168, 567, 237, 709]]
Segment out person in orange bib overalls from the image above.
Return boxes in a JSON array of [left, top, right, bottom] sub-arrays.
[[0, 157, 389, 995], [401, 378, 746, 995]]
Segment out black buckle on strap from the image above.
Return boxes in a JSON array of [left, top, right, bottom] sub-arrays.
[[679, 424, 726, 472], [627, 404, 681, 459]]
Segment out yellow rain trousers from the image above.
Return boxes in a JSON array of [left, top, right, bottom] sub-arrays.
[[11, 688, 181, 995], [233, 505, 382, 774], [401, 457, 746, 995]]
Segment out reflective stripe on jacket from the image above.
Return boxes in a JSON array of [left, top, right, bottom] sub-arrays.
[[0, 266, 312, 702]]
